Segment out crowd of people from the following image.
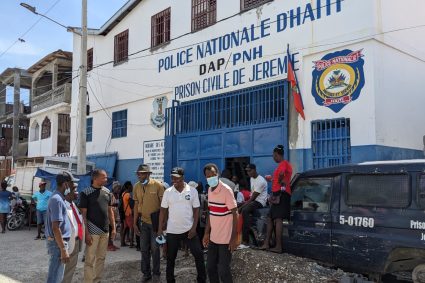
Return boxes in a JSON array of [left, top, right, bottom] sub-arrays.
[[0, 144, 293, 283]]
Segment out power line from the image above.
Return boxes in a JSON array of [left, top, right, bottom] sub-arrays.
[[0, 0, 62, 60], [89, 0, 346, 70], [84, 1, 425, 74], [86, 22, 425, 96]]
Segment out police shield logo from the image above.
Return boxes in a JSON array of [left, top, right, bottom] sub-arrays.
[[151, 96, 168, 129], [312, 49, 365, 113]]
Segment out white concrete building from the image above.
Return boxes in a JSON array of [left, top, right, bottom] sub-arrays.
[[27, 50, 72, 158], [71, 0, 425, 184]]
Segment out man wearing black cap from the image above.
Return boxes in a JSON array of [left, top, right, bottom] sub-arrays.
[[45, 171, 78, 283], [158, 167, 206, 283], [239, 164, 268, 247], [133, 164, 164, 283]]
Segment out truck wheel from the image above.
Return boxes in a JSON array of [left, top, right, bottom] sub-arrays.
[[413, 264, 425, 283]]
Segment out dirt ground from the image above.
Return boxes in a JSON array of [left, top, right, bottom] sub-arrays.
[[0, 229, 357, 283]]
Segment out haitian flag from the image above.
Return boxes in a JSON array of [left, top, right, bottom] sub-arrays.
[[287, 48, 305, 120]]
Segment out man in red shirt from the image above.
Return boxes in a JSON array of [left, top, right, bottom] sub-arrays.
[[260, 145, 293, 253], [202, 163, 238, 283]]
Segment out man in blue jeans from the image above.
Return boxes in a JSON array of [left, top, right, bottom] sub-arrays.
[[133, 164, 164, 283], [32, 181, 52, 240], [45, 171, 78, 283]]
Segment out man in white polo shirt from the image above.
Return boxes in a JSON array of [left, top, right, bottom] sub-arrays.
[[239, 163, 268, 247], [158, 167, 206, 283]]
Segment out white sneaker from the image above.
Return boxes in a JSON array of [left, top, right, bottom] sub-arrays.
[[237, 244, 250, 250]]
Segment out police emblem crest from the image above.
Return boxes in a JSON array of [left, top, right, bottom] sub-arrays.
[[312, 49, 365, 113], [151, 96, 168, 129]]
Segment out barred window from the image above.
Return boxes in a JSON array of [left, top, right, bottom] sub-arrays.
[[192, 0, 216, 32], [241, 0, 272, 11], [41, 117, 51, 139], [346, 174, 410, 208], [151, 8, 171, 48], [87, 48, 93, 71], [311, 118, 351, 169], [114, 30, 129, 65], [112, 110, 127, 139]]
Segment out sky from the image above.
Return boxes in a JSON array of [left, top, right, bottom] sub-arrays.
[[0, 0, 128, 103]]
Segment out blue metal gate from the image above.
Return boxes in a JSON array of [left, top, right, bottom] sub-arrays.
[[164, 80, 289, 183]]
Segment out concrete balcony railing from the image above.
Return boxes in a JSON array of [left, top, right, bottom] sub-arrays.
[[31, 83, 71, 113]]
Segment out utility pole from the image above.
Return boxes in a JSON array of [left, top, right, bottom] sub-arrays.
[[12, 69, 20, 166], [77, 0, 88, 175]]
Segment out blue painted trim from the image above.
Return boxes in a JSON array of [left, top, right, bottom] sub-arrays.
[[291, 145, 424, 173], [115, 158, 143, 184]]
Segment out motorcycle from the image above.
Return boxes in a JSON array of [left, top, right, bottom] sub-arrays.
[[7, 198, 29, 231]]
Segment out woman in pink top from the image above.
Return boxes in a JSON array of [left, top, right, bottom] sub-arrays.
[[260, 145, 293, 253]]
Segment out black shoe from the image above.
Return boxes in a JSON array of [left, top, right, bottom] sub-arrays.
[[34, 236, 41, 240], [41, 235, 46, 240], [141, 276, 152, 282]]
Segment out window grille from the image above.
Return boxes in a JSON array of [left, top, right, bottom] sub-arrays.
[[241, 0, 272, 11], [151, 8, 171, 48], [311, 118, 351, 169], [347, 174, 410, 208], [114, 30, 129, 64], [166, 80, 286, 136], [192, 0, 216, 32]]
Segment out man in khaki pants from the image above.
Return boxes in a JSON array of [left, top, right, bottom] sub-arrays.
[[79, 169, 116, 283]]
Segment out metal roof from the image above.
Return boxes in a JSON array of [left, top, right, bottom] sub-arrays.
[[26, 50, 72, 74], [0, 68, 32, 88]]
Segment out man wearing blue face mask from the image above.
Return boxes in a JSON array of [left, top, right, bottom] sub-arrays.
[[202, 164, 238, 283], [45, 171, 79, 283]]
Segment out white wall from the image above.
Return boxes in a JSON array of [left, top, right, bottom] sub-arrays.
[[374, 41, 425, 150], [70, 0, 425, 160], [28, 107, 68, 157]]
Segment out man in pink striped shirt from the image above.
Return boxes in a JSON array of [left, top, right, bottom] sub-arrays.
[[202, 163, 238, 283]]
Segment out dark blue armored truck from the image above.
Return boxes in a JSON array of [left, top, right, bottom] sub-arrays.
[[282, 160, 425, 281]]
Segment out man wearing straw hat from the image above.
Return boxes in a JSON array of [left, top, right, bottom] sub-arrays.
[[133, 164, 164, 283]]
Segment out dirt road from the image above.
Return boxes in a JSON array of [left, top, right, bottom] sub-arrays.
[[0, 229, 355, 282]]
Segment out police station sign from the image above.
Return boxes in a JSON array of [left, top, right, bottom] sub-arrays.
[[143, 140, 165, 181], [156, 0, 344, 101]]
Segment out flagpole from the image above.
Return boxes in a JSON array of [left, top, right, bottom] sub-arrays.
[[287, 44, 305, 109]]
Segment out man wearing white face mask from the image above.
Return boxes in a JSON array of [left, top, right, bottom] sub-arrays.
[[45, 171, 78, 283]]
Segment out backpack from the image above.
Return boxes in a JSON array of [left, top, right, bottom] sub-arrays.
[[129, 196, 135, 210], [119, 192, 134, 213]]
